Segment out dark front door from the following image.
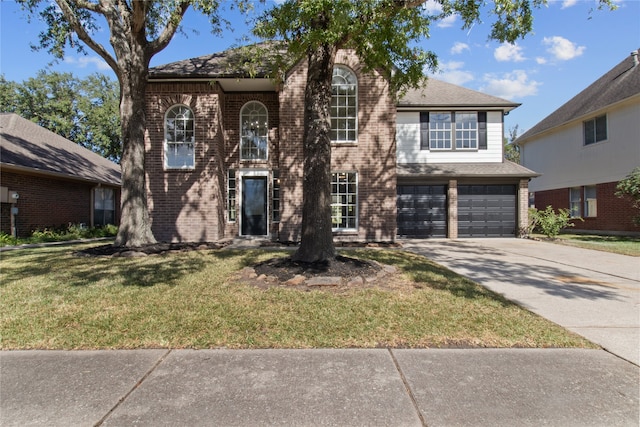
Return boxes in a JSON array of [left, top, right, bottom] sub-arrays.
[[241, 176, 267, 236]]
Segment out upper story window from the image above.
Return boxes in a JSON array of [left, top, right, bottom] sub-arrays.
[[421, 111, 486, 151], [165, 105, 195, 169], [240, 101, 268, 160], [584, 114, 607, 145], [331, 66, 358, 143]]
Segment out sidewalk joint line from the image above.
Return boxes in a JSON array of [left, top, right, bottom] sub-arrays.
[[94, 349, 172, 426], [388, 348, 428, 427]]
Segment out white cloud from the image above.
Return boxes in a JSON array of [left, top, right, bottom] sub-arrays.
[[432, 61, 475, 85], [542, 36, 585, 61], [451, 42, 470, 55], [423, 0, 457, 28], [535, 57, 547, 65], [561, 0, 578, 9], [494, 43, 525, 62], [64, 55, 110, 71], [480, 70, 541, 99]]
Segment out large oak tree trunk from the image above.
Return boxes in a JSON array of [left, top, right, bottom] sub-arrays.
[[113, 57, 156, 248], [292, 43, 338, 263]]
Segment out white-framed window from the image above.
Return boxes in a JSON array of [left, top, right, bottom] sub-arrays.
[[429, 112, 452, 150], [428, 112, 479, 150], [584, 185, 597, 217], [272, 170, 280, 223], [227, 169, 236, 223], [584, 114, 607, 146], [165, 105, 195, 169], [94, 187, 115, 226], [331, 172, 357, 230], [240, 101, 268, 160], [455, 112, 478, 149], [331, 66, 358, 143], [569, 187, 581, 217]]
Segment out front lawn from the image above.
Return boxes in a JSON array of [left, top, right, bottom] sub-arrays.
[[0, 243, 595, 350], [534, 233, 640, 257]]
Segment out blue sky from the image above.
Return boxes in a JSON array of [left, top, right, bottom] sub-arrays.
[[1, 0, 639, 136]]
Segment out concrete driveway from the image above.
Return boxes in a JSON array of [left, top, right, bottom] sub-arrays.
[[400, 238, 640, 365]]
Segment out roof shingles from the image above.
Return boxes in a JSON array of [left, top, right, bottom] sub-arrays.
[[0, 113, 121, 186]]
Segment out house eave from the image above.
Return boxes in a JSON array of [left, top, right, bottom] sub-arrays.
[[0, 163, 121, 187]]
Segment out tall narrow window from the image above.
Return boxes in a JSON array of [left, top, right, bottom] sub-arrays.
[[240, 101, 268, 160], [331, 66, 357, 143], [584, 114, 607, 145], [584, 185, 597, 217], [228, 169, 237, 222], [272, 170, 280, 222], [331, 172, 357, 230], [165, 105, 195, 169], [94, 187, 115, 226], [569, 187, 581, 217], [429, 113, 452, 149]]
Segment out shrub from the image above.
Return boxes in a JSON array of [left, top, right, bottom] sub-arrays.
[[529, 205, 583, 239], [615, 167, 640, 226]]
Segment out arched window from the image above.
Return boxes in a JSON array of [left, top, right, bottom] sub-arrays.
[[240, 101, 268, 160], [165, 105, 195, 169], [331, 66, 358, 143]]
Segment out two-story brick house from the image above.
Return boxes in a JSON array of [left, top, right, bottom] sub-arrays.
[[145, 44, 536, 243]]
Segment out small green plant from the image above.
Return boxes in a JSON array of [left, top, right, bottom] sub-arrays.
[[0, 224, 118, 247], [529, 206, 583, 239], [0, 232, 18, 246]]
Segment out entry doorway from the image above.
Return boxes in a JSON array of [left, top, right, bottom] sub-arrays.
[[241, 175, 267, 236]]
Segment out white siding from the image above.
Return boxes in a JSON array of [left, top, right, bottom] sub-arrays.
[[522, 100, 640, 192], [396, 111, 504, 164]]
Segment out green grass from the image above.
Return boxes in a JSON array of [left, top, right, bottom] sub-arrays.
[[0, 243, 595, 350], [534, 233, 640, 256]]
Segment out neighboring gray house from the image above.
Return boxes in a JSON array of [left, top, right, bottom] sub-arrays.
[[517, 49, 640, 235], [396, 79, 539, 238], [0, 113, 121, 236]]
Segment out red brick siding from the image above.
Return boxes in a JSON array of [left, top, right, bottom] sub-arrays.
[[534, 181, 638, 233], [145, 82, 226, 242], [0, 170, 120, 236]]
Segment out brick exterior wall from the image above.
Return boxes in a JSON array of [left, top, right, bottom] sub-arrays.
[[146, 49, 397, 243], [278, 49, 397, 242], [534, 181, 638, 234], [0, 170, 120, 237]]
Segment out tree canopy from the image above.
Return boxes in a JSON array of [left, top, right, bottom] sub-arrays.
[[1, 71, 121, 162], [17, 0, 234, 247]]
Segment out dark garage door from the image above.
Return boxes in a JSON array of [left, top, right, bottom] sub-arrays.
[[397, 185, 447, 238], [458, 185, 516, 237]]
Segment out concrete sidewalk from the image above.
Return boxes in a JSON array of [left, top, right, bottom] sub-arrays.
[[1, 348, 638, 426], [401, 238, 640, 365]]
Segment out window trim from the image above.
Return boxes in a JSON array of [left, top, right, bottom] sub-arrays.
[[331, 65, 358, 144], [93, 187, 115, 227], [583, 185, 597, 218], [331, 171, 358, 231], [164, 104, 196, 170], [227, 169, 237, 223], [240, 101, 269, 161], [421, 111, 485, 151], [272, 170, 280, 223], [583, 114, 608, 146]]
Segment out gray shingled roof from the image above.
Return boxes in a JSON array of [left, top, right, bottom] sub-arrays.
[[397, 161, 539, 178], [0, 113, 121, 186], [517, 49, 640, 143], [149, 42, 291, 79], [398, 78, 520, 111]]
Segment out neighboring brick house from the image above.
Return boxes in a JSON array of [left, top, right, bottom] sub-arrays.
[[517, 49, 640, 235], [146, 45, 536, 243], [0, 113, 121, 237]]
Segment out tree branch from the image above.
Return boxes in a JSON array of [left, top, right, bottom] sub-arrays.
[[146, 1, 190, 56], [54, 0, 118, 72]]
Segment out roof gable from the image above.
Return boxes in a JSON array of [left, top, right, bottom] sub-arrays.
[[398, 78, 520, 111], [0, 113, 121, 186], [518, 49, 640, 142]]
